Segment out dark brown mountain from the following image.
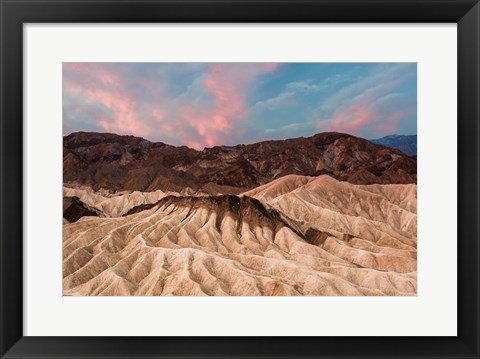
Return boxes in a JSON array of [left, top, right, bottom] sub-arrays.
[[63, 131, 416, 192]]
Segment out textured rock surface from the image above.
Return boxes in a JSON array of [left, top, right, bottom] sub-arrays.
[[63, 176, 417, 296], [63, 186, 167, 218], [63, 196, 101, 223], [64, 131, 417, 193]]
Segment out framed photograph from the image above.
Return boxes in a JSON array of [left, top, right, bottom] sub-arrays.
[[1, 0, 479, 358]]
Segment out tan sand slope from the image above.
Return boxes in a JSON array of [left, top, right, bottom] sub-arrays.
[[244, 175, 417, 274], [63, 175, 416, 296], [244, 175, 417, 246]]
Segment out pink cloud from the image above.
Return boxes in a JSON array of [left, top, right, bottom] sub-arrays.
[[180, 63, 279, 148], [318, 99, 380, 134], [317, 99, 415, 138], [63, 63, 279, 149], [316, 65, 416, 138], [63, 64, 154, 138]]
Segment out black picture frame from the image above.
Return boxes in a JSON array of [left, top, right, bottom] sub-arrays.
[[1, 0, 479, 358]]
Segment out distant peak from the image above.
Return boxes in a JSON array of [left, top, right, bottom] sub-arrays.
[[371, 134, 417, 140]]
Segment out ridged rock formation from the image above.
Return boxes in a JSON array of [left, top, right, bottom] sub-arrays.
[[63, 186, 166, 218], [63, 175, 417, 296]]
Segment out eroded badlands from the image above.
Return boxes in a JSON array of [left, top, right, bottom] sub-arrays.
[[63, 175, 416, 296]]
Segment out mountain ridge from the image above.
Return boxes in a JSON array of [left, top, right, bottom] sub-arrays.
[[64, 131, 417, 193], [371, 134, 417, 156]]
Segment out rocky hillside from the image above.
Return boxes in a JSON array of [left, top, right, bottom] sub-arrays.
[[64, 131, 417, 193]]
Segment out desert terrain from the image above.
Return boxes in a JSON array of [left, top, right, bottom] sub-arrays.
[[63, 132, 417, 296]]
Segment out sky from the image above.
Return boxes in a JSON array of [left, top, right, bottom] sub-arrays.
[[63, 63, 416, 150]]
